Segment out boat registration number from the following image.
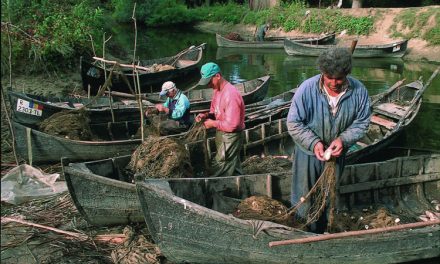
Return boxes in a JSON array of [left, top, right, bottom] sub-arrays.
[[16, 99, 43, 116], [392, 45, 401, 52]]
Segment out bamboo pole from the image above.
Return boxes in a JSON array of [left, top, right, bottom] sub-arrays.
[[268, 219, 440, 247], [131, 3, 145, 143], [2, 22, 19, 165], [1, 217, 89, 240], [92, 57, 151, 71]]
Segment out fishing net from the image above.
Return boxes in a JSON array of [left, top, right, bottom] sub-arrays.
[[111, 226, 163, 264], [133, 113, 164, 139], [233, 195, 291, 226], [184, 121, 207, 143], [272, 160, 337, 230], [39, 109, 93, 140], [242, 155, 291, 174], [331, 207, 403, 232], [128, 136, 193, 179], [292, 160, 337, 229], [225, 32, 243, 41]]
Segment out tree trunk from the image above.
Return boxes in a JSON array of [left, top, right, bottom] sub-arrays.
[[352, 0, 362, 8], [249, 0, 278, 11]]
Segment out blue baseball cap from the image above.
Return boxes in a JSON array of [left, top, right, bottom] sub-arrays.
[[198, 62, 221, 85]]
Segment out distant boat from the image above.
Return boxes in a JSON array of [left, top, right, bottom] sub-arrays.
[[135, 153, 440, 264], [216, 32, 336, 49], [283, 56, 404, 74], [284, 39, 408, 58], [81, 43, 206, 95]]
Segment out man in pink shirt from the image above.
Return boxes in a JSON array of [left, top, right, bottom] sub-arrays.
[[195, 62, 245, 177]]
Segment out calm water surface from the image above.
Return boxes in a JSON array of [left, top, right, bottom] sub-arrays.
[[109, 25, 440, 151]]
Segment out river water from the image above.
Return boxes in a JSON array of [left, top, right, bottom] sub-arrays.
[[109, 25, 440, 151]]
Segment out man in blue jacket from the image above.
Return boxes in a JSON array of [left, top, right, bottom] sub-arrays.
[[287, 47, 371, 233], [148, 81, 191, 135]]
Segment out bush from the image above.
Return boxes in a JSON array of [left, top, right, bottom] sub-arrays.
[[1, 0, 104, 72]]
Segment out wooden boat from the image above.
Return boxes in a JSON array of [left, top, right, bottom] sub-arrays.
[[6, 89, 147, 126], [13, 88, 293, 165], [216, 33, 336, 49], [16, 73, 431, 165], [143, 76, 271, 111], [283, 56, 404, 74], [232, 77, 429, 164], [80, 43, 206, 95], [62, 140, 437, 228], [8, 76, 270, 126], [135, 153, 440, 264], [284, 39, 408, 58]]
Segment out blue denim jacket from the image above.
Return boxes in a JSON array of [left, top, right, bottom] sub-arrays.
[[287, 74, 371, 155]]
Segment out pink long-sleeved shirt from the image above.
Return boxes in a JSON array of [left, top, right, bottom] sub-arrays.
[[209, 82, 245, 132]]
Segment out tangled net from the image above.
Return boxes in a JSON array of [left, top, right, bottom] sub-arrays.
[[234, 196, 288, 224], [225, 32, 243, 41], [111, 226, 163, 264], [134, 113, 164, 139], [242, 155, 291, 174], [128, 136, 193, 179], [289, 160, 337, 229], [39, 109, 92, 140]]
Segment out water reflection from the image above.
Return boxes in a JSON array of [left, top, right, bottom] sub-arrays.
[[108, 25, 440, 149]]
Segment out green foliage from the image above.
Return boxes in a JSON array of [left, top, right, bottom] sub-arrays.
[[146, 2, 193, 26], [1, 0, 104, 72], [331, 15, 374, 35], [391, 7, 440, 46], [111, 0, 161, 23]]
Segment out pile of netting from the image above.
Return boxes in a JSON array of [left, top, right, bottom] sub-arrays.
[[242, 155, 291, 174], [225, 32, 243, 41], [129, 119, 209, 180], [128, 136, 193, 179], [331, 207, 404, 232], [233, 195, 292, 226], [133, 111, 164, 139], [143, 63, 175, 73], [111, 226, 163, 264], [39, 110, 93, 140]]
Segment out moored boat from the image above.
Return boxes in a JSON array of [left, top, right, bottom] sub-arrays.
[[8, 75, 270, 125], [135, 153, 440, 264], [7, 88, 147, 126], [81, 43, 206, 95], [284, 39, 408, 58], [216, 32, 336, 49]]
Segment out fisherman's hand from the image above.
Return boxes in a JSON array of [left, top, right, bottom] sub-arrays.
[[203, 119, 216, 129], [195, 113, 208, 123], [313, 141, 326, 161], [328, 137, 343, 157], [155, 104, 164, 112]]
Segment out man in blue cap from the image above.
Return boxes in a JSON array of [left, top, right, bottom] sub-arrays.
[[195, 62, 245, 177], [146, 81, 191, 135]]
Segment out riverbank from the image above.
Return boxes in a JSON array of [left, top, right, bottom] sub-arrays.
[[195, 6, 440, 63]]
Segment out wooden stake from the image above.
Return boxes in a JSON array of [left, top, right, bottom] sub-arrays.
[[1, 216, 89, 240]]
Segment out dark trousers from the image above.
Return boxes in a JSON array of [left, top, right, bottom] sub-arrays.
[[210, 131, 243, 177]]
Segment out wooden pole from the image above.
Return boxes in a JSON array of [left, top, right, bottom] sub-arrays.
[[269, 219, 440, 247], [350, 38, 359, 54], [1, 217, 89, 240]]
